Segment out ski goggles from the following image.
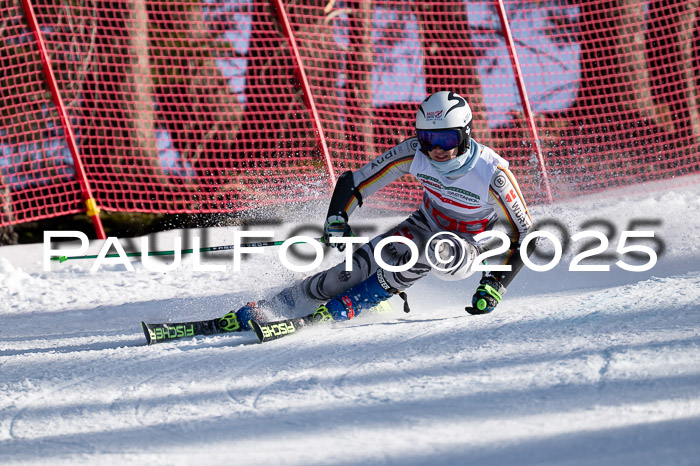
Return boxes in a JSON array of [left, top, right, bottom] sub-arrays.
[[416, 128, 462, 152]]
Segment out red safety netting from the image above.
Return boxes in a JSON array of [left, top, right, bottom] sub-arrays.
[[291, 0, 700, 206], [0, 0, 84, 224], [1, 0, 699, 229], [30, 0, 328, 214]]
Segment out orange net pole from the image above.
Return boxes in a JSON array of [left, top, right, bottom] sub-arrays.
[[20, 0, 105, 238]]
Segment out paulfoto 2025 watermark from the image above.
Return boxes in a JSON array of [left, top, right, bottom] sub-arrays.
[[44, 221, 662, 274]]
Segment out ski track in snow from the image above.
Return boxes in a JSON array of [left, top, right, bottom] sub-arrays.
[[1, 178, 699, 465]]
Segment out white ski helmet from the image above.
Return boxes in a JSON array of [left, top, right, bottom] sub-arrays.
[[415, 91, 473, 155]]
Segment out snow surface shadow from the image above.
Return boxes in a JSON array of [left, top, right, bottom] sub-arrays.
[[2, 370, 699, 464], [2, 300, 696, 373], [347, 315, 463, 328], [0, 291, 254, 339], [172, 334, 261, 351], [505, 255, 700, 298], [0, 337, 145, 357], [2, 300, 699, 462], [330, 416, 700, 466], [3, 267, 699, 462], [305, 334, 700, 405], [333, 305, 700, 356]]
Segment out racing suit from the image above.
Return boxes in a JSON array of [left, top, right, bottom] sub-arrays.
[[299, 136, 534, 303]]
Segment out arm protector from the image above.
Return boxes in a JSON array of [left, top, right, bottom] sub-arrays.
[[326, 170, 361, 221]]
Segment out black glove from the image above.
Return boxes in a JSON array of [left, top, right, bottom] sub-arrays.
[[466, 276, 506, 315], [323, 214, 353, 252]]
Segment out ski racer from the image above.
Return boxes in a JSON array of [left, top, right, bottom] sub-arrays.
[[231, 91, 534, 330]]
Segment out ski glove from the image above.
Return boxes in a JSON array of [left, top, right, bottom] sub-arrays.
[[323, 214, 353, 252], [467, 276, 506, 315]]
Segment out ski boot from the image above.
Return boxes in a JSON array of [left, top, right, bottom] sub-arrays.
[[311, 269, 400, 323], [227, 302, 266, 331]]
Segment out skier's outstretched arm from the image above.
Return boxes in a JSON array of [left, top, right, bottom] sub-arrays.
[[324, 138, 416, 248], [469, 165, 534, 314], [486, 164, 535, 287]]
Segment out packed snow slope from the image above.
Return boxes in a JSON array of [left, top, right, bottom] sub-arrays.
[[1, 178, 699, 465]]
